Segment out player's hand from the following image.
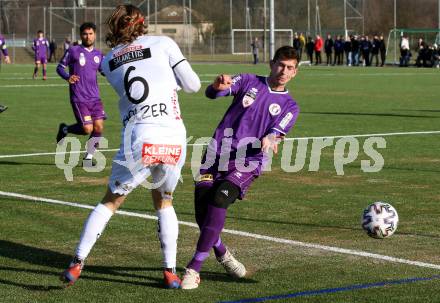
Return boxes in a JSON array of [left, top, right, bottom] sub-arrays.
[[212, 74, 232, 91], [4, 56, 10, 64], [262, 133, 281, 154], [68, 75, 80, 84]]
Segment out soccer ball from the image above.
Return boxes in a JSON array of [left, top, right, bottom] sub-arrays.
[[361, 202, 399, 239]]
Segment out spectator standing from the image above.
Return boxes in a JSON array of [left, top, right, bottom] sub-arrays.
[[351, 35, 360, 66], [360, 35, 372, 66], [344, 35, 352, 66], [251, 37, 259, 64], [371, 35, 380, 66], [400, 36, 410, 67], [306, 36, 314, 65], [324, 34, 334, 66], [314, 34, 323, 65], [49, 39, 57, 62], [299, 33, 306, 61], [293, 33, 301, 60], [379, 35, 386, 66], [333, 35, 344, 65]]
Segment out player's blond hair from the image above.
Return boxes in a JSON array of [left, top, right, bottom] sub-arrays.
[[105, 4, 147, 48]]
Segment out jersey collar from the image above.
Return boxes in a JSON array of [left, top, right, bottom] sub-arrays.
[[81, 45, 94, 52], [265, 77, 289, 94]]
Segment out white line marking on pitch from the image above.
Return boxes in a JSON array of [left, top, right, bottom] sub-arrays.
[[0, 81, 211, 88], [1, 190, 440, 271], [1, 130, 439, 159]]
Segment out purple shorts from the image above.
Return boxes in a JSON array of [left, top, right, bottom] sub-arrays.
[[71, 100, 106, 125], [35, 55, 47, 64], [198, 167, 259, 200]]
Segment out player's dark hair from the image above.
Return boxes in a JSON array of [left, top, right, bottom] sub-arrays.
[[272, 46, 299, 63], [80, 22, 96, 33], [106, 4, 147, 48], [37, 30, 43, 34]]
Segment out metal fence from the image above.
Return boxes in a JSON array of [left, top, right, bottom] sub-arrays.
[[1, 0, 439, 64]]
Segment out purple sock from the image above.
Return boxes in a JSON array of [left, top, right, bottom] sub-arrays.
[[187, 204, 227, 272], [87, 131, 102, 155], [213, 237, 227, 258], [67, 123, 86, 135]]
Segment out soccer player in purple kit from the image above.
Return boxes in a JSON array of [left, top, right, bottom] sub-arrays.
[[56, 22, 105, 165], [0, 33, 11, 113], [181, 46, 300, 289], [32, 30, 49, 80]]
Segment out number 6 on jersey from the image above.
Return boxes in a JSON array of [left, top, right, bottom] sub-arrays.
[[124, 65, 149, 104]]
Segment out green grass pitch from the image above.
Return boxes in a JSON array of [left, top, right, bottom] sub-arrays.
[[0, 63, 440, 302]]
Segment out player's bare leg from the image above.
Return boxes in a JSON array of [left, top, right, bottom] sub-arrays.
[[152, 189, 181, 289], [61, 188, 125, 286]]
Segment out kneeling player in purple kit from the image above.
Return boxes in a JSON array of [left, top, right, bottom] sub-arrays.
[[181, 46, 300, 289], [56, 22, 105, 166], [32, 30, 49, 80]]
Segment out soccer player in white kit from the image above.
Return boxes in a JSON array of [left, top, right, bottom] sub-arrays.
[[60, 4, 201, 289]]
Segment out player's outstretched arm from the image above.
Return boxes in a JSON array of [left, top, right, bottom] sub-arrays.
[[173, 60, 201, 93], [205, 74, 232, 99]]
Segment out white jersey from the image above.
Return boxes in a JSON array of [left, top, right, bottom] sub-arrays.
[[102, 36, 187, 133]]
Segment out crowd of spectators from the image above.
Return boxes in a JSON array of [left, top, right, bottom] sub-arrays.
[[293, 32, 440, 68]]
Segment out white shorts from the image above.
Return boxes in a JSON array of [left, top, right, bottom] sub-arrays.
[[108, 125, 186, 198]]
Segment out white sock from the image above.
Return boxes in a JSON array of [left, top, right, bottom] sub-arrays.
[[75, 203, 113, 260], [84, 153, 93, 160], [157, 206, 179, 269]]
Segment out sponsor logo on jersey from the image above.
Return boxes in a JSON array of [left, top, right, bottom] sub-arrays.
[[84, 115, 92, 121], [79, 53, 86, 66], [269, 103, 281, 116], [242, 88, 258, 108], [279, 112, 293, 129], [94, 56, 100, 64], [109, 48, 151, 71], [142, 143, 182, 166]]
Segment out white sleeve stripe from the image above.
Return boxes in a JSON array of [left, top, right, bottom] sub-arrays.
[[272, 127, 287, 135]]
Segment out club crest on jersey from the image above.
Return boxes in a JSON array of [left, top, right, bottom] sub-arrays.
[[269, 103, 281, 116], [242, 88, 258, 108], [79, 53, 86, 66], [94, 56, 100, 64]]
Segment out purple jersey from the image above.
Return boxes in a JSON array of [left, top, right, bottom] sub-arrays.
[[57, 45, 104, 103], [0, 35, 8, 57], [32, 37, 49, 58], [203, 73, 299, 175]]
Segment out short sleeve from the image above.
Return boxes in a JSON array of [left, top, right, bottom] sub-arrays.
[[270, 101, 300, 136]]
